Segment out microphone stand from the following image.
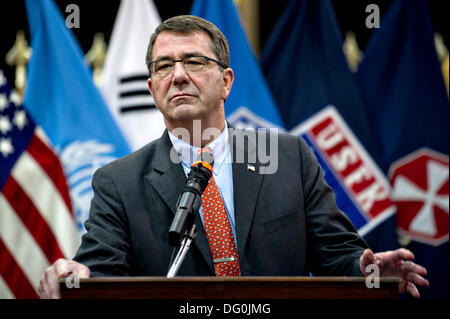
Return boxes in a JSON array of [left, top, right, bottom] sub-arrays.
[[167, 224, 197, 278], [166, 149, 214, 278], [166, 187, 202, 278]]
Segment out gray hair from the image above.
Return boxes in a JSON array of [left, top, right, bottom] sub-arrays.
[[145, 15, 230, 76]]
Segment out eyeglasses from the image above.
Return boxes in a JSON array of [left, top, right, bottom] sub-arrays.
[[148, 55, 226, 78]]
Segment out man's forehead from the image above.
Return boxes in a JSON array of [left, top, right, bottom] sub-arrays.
[[153, 31, 214, 56]]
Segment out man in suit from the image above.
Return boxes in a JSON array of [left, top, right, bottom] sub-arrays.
[[38, 15, 428, 298]]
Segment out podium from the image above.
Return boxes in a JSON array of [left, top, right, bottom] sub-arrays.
[[60, 276, 400, 299]]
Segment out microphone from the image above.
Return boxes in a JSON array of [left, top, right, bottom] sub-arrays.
[[168, 148, 214, 246]]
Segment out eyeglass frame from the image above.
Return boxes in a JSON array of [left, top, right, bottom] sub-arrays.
[[147, 55, 227, 78]]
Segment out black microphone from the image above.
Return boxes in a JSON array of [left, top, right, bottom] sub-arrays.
[[168, 148, 214, 246]]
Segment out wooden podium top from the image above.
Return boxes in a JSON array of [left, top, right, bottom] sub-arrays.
[[60, 276, 401, 299]]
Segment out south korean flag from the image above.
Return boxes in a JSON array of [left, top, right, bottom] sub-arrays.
[[101, 0, 165, 151]]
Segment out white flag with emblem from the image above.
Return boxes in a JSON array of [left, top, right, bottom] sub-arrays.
[[101, 0, 165, 151]]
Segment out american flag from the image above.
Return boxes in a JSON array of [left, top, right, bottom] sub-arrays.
[[0, 71, 78, 298]]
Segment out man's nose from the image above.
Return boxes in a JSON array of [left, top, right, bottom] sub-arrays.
[[172, 61, 190, 86]]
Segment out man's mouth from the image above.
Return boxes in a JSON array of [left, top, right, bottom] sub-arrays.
[[170, 93, 194, 102]]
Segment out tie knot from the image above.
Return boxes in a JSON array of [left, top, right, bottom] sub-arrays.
[[197, 147, 214, 168], [198, 147, 212, 155]]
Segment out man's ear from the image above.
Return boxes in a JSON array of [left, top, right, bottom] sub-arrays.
[[222, 68, 234, 100], [147, 77, 153, 96], [147, 77, 161, 111]]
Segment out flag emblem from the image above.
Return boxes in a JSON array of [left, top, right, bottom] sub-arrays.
[[59, 139, 118, 232], [291, 106, 395, 235], [390, 148, 449, 245]]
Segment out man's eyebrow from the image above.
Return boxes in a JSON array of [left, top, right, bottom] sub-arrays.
[[183, 52, 205, 58], [153, 55, 172, 61], [153, 52, 207, 60]]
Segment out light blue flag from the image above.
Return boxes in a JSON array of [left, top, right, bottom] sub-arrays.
[[24, 0, 131, 233], [191, 0, 285, 129]]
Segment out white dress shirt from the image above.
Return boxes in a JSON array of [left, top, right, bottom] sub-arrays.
[[168, 122, 237, 243]]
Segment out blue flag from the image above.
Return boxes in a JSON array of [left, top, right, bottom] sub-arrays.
[[191, 0, 284, 129], [261, 0, 398, 252], [356, 0, 449, 298], [24, 0, 131, 233]]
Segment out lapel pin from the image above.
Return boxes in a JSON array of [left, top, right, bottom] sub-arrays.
[[247, 164, 256, 172]]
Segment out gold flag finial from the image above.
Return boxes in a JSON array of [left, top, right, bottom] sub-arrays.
[[443, 55, 449, 97], [434, 33, 448, 62], [435, 33, 449, 97], [343, 31, 363, 73], [5, 30, 32, 96], [85, 32, 107, 86], [234, 0, 260, 56]]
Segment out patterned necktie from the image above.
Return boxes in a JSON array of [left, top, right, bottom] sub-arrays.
[[201, 176, 241, 276]]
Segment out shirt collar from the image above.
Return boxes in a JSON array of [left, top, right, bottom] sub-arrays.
[[168, 121, 230, 171]]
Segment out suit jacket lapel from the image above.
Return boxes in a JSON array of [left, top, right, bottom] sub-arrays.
[[230, 129, 264, 263], [148, 130, 186, 214], [148, 130, 214, 273]]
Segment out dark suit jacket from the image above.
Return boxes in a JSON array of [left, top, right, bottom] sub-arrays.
[[73, 129, 368, 277]]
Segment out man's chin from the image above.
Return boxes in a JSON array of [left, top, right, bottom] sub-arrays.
[[171, 104, 202, 119]]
